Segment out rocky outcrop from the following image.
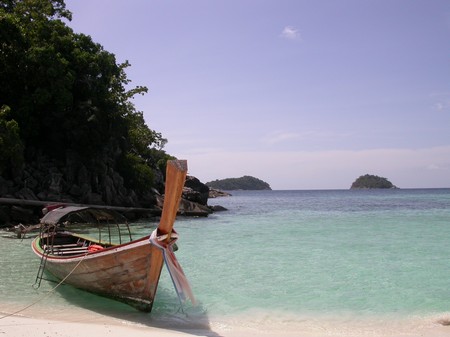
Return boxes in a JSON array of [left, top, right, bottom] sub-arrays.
[[209, 205, 228, 212], [183, 176, 210, 205], [177, 176, 213, 216], [153, 176, 229, 217], [0, 152, 160, 209], [155, 194, 211, 217], [208, 188, 232, 198]]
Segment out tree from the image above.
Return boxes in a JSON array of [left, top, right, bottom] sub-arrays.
[[0, 105, 24, 178], [0, 0, 169, 198]]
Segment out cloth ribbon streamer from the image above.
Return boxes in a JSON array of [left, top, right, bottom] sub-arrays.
[[150, 229, 196, 306]]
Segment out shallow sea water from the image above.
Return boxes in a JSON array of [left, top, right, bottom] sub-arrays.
[[1, 189, 449, 335]]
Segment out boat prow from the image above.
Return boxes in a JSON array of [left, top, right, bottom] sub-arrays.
[[31, 160, 190, 312]]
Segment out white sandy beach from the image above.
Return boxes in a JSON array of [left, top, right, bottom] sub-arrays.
[[1, 309, 450, 337], [0, 315, 199, 337]]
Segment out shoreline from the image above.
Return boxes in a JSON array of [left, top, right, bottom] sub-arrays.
[[0, 315, 197, 337], [1, 304, 449, 337]]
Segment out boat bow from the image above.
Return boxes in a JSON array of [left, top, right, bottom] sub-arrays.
[[149, 159, 196, 305]]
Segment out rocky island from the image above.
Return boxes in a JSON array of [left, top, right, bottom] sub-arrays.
[[206, 176, 271, 190], [350, 174, 398, 189]]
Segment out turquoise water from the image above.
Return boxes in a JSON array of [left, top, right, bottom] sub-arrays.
[[1, 189, 450, 333], [176, 189, 450, 316]]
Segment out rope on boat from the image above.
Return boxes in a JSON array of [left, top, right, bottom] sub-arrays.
[[0, 252, 89, 320], [149, 228, 196, 307]]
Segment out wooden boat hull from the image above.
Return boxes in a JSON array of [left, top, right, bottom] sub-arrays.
[[30, 160, 189, 312], [31, 234, 164, 312]]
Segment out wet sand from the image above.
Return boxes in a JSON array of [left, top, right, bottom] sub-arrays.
[[1, 310, 449, 337]]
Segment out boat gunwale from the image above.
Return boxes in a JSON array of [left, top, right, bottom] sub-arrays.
[[31, 233, 152, 262]]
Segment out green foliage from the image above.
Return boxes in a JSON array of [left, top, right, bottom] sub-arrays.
[[0, 105, 24, 177], [118, 153, 154, 193], [350, 174, 397, 189], [206, 176, 271, 190], [125, 109, 167, 156], [0, 0, 170, 192], [1, 0, 72, 20]]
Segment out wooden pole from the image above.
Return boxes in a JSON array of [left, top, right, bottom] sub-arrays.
[[0, 198, 159, 214], [157, 160, 188, 235]]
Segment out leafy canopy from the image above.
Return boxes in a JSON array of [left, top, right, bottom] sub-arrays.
[[0, 0, 167, 191]]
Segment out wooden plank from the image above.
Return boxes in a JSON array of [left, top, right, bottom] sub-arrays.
[[158, 160, 188, 235]]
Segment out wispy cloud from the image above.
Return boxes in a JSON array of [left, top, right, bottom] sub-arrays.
[[263, 131, 300, 145], [429, 92, 450, 111], [427, 163, 449, 170], [261, 130, 352, 146], [433, 101, 450, 111], [280, 26, 300, 40]]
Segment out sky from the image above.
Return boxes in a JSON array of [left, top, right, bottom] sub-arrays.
[[64, 0, 450, 189]]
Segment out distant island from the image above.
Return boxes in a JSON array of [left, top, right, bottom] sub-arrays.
[[206, 176, 271, 190], [350, 174, 398, 189]]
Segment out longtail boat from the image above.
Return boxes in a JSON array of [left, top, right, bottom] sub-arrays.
[[31, 160, 194, 312]]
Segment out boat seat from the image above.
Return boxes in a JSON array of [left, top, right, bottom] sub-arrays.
[[54, 247, 89, 255], [43, 244, 89, 256], [48, 243, 79, 248]]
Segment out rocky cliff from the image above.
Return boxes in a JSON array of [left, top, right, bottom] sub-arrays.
[[0, 152, 160, 208], [0, 154, 214, 226]]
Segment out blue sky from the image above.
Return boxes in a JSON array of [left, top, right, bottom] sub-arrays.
[[65, 0, 450, 189]]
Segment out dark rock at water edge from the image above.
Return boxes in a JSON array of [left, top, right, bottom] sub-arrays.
[[209, 205, 228, 212], [183, 176, 210, 205], [208, 188, 232, 198]]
